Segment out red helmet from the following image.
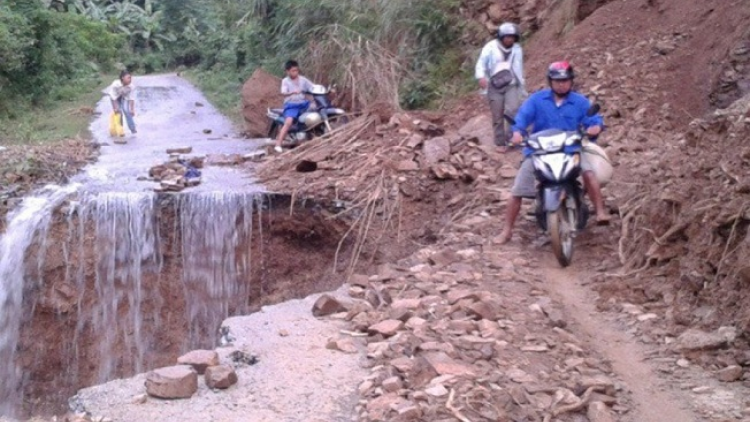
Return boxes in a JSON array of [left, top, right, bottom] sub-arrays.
[[547, 61, 575, 80]]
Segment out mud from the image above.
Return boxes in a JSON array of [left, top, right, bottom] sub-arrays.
[[241, 69, 283, 138]]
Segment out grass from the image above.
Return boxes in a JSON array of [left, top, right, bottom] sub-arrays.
[[0, 73, 117, 146], [182, 68, 246, 126]]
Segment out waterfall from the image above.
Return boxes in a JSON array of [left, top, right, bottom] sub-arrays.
[[0, 189, 264, 416], [0, 184, 81, 416]]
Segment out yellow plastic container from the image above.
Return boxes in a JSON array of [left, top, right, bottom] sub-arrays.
[[109, 112, 125, 137]]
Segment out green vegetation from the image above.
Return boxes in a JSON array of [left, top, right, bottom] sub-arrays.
[[0, 73, 116, 145], [171, 0, 475, 110], [1, 0, 476, 143], [0, 1, 122, 114], [182, 69, 245, 125]]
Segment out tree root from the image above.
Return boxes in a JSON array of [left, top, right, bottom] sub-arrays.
[[542, 386, 603, 422], [446, 388, 472, 422]]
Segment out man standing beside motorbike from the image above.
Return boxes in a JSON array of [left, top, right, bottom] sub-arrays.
[[274, 60, 316, 153], [475, 22, 527, 150], [499, 61, 609, 244]]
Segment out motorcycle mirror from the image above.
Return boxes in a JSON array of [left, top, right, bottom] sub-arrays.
[[586, 104, 601, 117]]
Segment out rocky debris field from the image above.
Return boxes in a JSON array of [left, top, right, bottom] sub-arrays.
[[145, 146, 265, 192], [316, 240, 627, 422]]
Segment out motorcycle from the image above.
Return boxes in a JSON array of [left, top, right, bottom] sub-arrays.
[[509, 104, 602, 267], [266, 84, 349, 147]]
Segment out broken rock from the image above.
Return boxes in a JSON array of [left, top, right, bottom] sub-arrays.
[[425, 384, 449, 397], [587, 401, 616, 422], [326, 337, 359, 354], [176, 349, 219, 375], [676, 328, 729, 352], [382, 376, 403, 393], [467, 298, 503, 321], [423, 352, 476, 377], [204, 365, 238, 389], [312, 294, 347, 317], [422, 136, 451, 165], [368, 319, 404, 337], [166, 146, 193, 154], [366, 394, 407, 421], [405, 357, 438, 388], [458, 114, 494, 148], [717, 365, 743, 382], [145, 365, 198, 399]]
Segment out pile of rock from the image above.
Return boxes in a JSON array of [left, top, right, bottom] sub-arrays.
[[147, 147, 203, 192], [144, 349, 239, 400], [311, 227, 625, 421]]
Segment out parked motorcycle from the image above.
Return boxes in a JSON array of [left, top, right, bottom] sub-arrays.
[[509, 104, 604, 267], [266, 84, 348, 147]]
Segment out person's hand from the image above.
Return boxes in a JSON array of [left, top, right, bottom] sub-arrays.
[[586, 125, 602, 137], [478, 78, 489, 90], [510, 131, 523, 145]]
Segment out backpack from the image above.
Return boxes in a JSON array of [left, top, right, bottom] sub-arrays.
[[490, 44, 515, 92]]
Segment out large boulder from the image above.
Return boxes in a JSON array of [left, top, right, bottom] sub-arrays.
[[458, 114, 495, 148], [205, 365, 239, 389], [177, 349, 219, 375], [241, 68, 284, 138], [144, 365, 198, 399]]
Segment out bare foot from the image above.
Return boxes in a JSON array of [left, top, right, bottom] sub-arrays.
[[596, 213, 611, 226], [498, 229, 512, 244], [498, 146, 509, 153]]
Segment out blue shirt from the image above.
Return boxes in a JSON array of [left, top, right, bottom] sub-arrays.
[[511, 89, 604, 157]]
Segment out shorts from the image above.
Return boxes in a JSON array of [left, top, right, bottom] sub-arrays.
[[510, 154, 594, 198], [283, 101, 310, 120]]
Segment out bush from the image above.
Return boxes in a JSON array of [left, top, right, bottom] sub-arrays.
[[174, 0, 469, 111], [0, 2, 122, 113]]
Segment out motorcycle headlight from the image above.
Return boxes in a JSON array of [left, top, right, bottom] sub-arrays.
[[301, 112, 322, 127]]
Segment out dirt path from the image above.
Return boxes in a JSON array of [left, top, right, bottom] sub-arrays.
[[537, 255, 699, 422]]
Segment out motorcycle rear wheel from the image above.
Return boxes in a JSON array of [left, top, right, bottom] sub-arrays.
[[547, 207, 575, 267]]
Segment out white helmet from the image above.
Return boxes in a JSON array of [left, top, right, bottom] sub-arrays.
[[497, 22, 519, 41], [308, 84, 328, 95]]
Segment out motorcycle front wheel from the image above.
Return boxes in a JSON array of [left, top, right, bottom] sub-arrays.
[[547, 206, 576, 267]]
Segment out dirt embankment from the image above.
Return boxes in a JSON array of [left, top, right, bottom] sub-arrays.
[[0, 140, 98, 230], [240, 69, 283, 138]]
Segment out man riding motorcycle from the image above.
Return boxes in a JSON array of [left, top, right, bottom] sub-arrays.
[[499, 61, 609, 244]]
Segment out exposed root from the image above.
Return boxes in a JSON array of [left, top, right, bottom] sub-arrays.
[[446, 388, 472, 422]]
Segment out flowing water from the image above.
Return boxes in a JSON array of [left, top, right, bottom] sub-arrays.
[[0, 184, 82, 416], [0, 189, 267, 416], [0, 74, 268, 417]]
